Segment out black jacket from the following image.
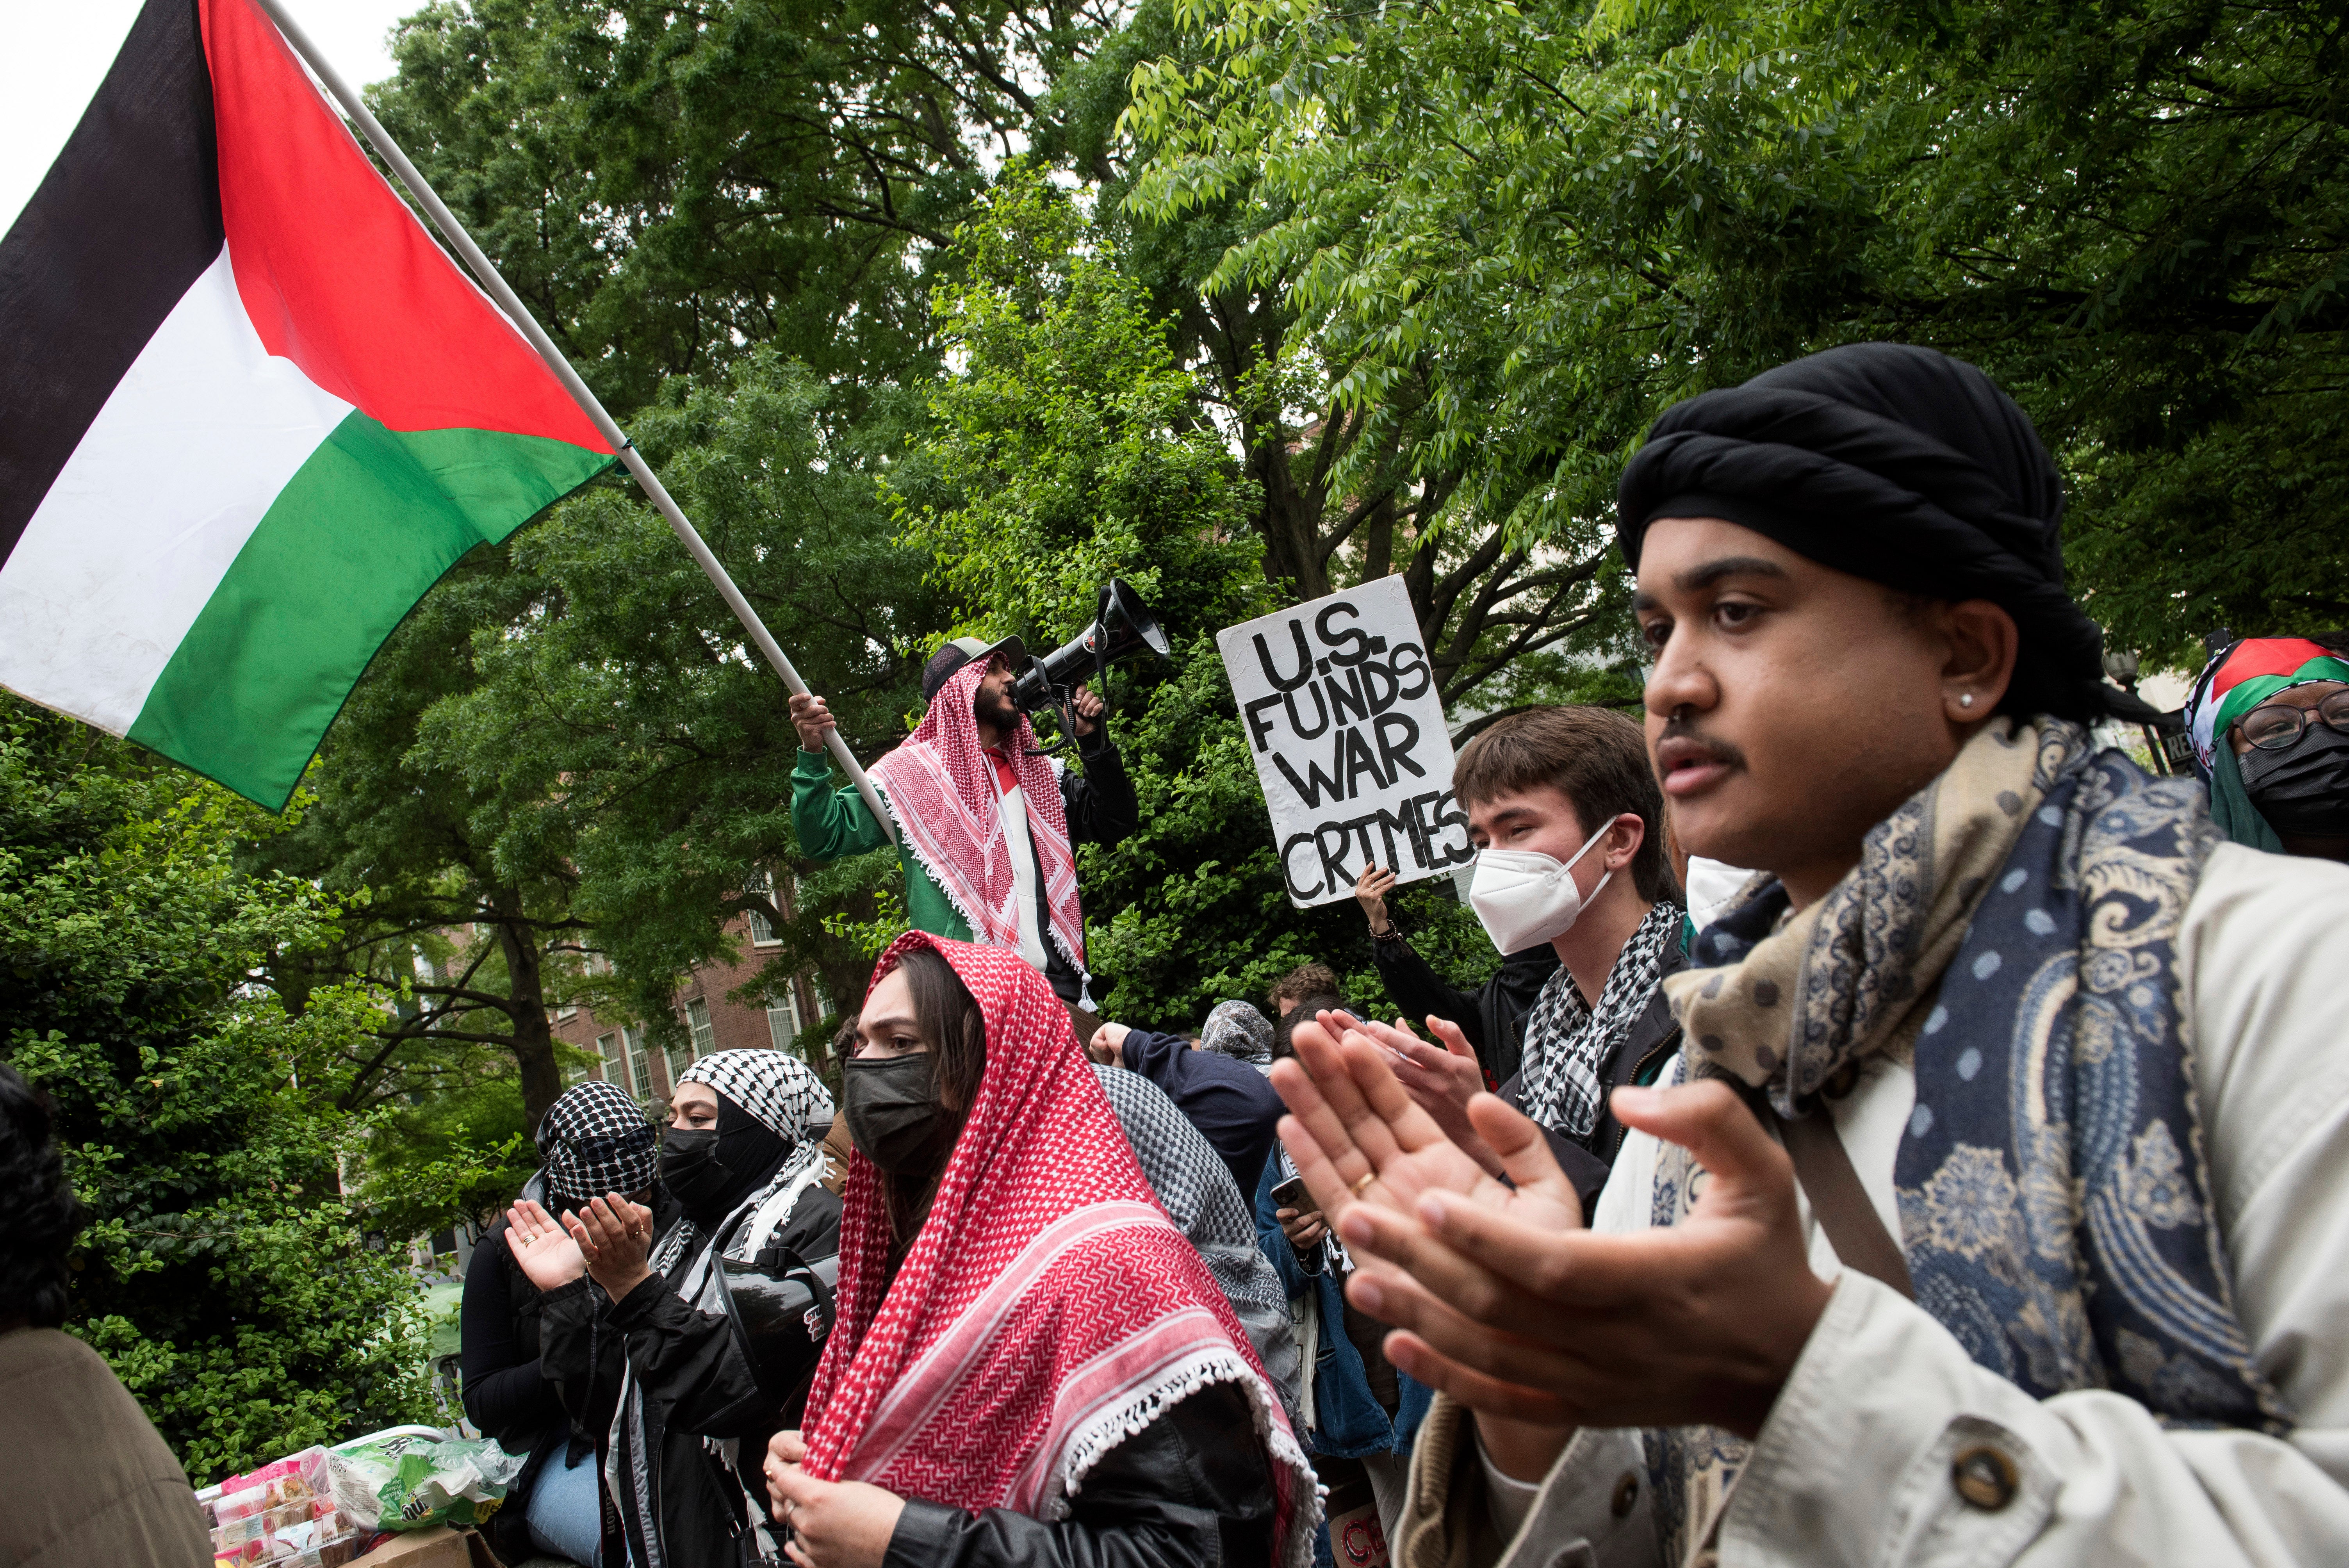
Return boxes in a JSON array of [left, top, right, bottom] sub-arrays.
[[1369, 931, 1560, 1088], [1500, 941, 1687, 1216], [1116, 1029, 1287, 1198], [879, 1383, 1276, 1568], [1035, 732, 1139, 1005], [462, 1196, 649, 1563], [539, 1184, 842, 1568]]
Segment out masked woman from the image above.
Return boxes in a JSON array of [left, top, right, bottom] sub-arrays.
[[2184, 634, 2349, 860], [504, 1049, 839, 1568], [463, 1080, 659, 1567], [761, 934, 1316, 1568]]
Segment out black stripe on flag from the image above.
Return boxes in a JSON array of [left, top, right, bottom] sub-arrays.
[[0, 0, 223, 564]]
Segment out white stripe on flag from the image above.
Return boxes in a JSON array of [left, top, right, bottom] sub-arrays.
[[0, 244, 354, 734]]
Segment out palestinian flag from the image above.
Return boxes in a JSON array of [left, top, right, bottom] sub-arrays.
[[0, 0, 616, 808]]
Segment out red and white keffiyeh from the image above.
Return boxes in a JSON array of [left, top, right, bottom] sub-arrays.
[[868, 658, 1086, 972], [802, 934, 1314, 1563]]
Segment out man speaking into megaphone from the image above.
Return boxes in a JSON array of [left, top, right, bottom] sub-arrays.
[[790, 631, 1140, 1011]]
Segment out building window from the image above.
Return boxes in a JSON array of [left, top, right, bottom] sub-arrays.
[[626, 1026, 652, 1099], [686, 996, 715, 1058], [747, 869, 782, 947], [556, 1004, 578, 1020], [766, 987, 802, 1052], [598, 1032, 625, 1084], [664, 1034, 692, 1090]]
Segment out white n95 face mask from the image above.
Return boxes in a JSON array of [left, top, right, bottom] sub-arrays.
[[1467, 818, 1615, 955]]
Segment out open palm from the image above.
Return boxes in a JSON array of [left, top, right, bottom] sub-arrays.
[[504, 1197, 588, 1291], [1352, 1014, 1508, 1179], [1271, 1012, 1583, 1238]]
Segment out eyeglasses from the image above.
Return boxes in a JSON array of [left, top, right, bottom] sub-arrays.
[[2239, 688, 2349, 751]]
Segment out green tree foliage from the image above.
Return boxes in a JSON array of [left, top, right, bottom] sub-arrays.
[[372, 0, 1131, 410], [1123, 0, 2349, 672], [244, 556, 601, 1131], [894, 171, 1488, 1018], [0, 701, 433, 1479]]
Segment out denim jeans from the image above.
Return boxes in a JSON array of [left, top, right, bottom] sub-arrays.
[[524, 1444, 602, 1567]]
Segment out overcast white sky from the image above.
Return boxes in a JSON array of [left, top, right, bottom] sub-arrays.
[[2, 0, 419, 235]]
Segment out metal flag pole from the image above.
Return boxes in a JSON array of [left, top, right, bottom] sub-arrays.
[[252, 0, 898, 844]]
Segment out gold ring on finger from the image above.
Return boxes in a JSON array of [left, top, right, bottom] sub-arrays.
[[1350, 1171, 1377, 1197]]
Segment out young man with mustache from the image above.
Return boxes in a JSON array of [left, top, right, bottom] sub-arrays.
[[1271, 344, 2349, 1566]]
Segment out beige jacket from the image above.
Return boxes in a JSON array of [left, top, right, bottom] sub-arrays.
[[0, 1327, 211, 1567], [1395, 843, 2349, 1567]]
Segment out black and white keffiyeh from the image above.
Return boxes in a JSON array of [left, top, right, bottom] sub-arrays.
[[676, 1048, 834, 1141], [609, 1051, 841, 1562], [675, 1049, 836, 1258], [1517, 901, 1681, 1142], [1093, 1066, 1301, 1424], [536, 1080, 658, 1205]]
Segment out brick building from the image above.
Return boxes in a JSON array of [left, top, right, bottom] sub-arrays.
[[551, 876, 834, 1105]]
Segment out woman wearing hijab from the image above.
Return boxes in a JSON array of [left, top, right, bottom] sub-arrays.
[[2183, 634, 2349, 859], [503, 1049, 839, 1568], [761, 934, 1317, 1568], [462, 1079, 660, 1567]]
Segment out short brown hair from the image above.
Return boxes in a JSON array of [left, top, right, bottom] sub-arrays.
[[1268, 963, 1340, 1009], [1453, 706, 1673, 903]]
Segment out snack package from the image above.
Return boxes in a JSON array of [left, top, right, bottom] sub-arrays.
[[214, 1449, 328, 1525], [268, 1514, 361, 1567], [324, 1435, 524, 1532]]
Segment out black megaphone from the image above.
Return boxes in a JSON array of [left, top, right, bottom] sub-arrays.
[[1011, 578, 1171, 743]]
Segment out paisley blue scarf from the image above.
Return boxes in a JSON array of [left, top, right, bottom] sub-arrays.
[[1675, 718, 2286, 1425], [1649, 719, 2288, 1559]]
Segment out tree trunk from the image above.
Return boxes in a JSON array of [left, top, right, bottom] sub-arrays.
[[493, 891, 565, 1130]]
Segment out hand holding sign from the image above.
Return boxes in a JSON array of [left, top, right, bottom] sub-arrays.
[[1355, 862, 1399, 934], [1217, 577, 1470, 907]]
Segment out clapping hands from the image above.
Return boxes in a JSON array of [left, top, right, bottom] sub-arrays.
[[1270, 1009, 1834, 1446], [503, 1193, 658, 1303]]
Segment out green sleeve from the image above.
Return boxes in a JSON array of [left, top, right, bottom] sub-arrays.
[[790, 749, 891, 859]]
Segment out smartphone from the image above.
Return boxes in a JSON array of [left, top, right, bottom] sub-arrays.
[[1270, 1174, 1314, 1213]]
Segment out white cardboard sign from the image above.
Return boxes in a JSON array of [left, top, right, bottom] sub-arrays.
[[1217, 576, 1471, 908]]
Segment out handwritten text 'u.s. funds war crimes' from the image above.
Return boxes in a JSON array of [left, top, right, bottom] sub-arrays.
[[1216, 576, 1469, 908]]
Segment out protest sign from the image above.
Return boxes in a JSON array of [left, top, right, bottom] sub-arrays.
[[1217, 576, 1472, 908]]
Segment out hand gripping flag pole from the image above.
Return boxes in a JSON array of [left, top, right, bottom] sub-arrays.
[[250, 0, 898, 843]]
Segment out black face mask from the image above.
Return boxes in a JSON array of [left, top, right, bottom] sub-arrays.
[[659, 1128, 737, 1219], [2240, 724, 2349, 837], [842, 1054, 952, 1176]]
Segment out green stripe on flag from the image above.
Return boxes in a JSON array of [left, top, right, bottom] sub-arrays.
[[127, 410, 612, 807]]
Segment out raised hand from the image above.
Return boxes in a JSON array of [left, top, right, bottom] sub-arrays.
[[1354, 862, 1399, 934], [1355, 1013, 1503, 1177], [1070, 684, 1105, 738], [1269, 1011, 1587, 1420], [789, 691, 837, 752], [1345, 1077, 1834, 1441], [503, 1198, 588, 1291], [561, 1193, 656, 1302]]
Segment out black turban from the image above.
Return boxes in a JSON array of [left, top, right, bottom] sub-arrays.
[[1616, 342, 2123, 723]]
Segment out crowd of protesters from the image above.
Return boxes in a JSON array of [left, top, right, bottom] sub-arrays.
[[10, 341, 2349, 1568]]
